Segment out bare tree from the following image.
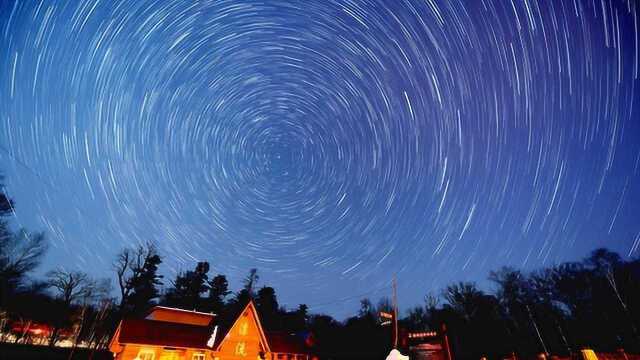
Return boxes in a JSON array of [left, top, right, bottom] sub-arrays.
[[114, 248, 133, 309], [424, 292, 440, 310], [0, 230, 47, 299], [47, 270, 93, 305], [46, 269, 99, 346], [115, 244, 146, 309], [442, 282, 485, 322]]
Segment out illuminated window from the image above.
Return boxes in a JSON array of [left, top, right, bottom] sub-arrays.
[[136, 349, 155, 360], [235, 342, 247, 356], [239, 321, 249, 335], [192, 353, 206, 360], [159, 350, 181, 360]]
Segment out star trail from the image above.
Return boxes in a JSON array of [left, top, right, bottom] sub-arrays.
[[1, 0, 639, 318]]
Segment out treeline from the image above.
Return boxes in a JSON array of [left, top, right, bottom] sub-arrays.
[[306, 248, 640, 359], [114, 249, 309, 333], [397, 249, 640, 359], [2, 172, 640, 359]]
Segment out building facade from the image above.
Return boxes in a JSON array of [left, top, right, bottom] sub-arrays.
[[109, 301, 314, 360]]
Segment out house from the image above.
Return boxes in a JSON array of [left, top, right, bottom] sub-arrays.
[[109, 301, 315, 360], [10, 321, 55, 342]]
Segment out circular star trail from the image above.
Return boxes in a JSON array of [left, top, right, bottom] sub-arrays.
[[1, 0, 639, 317]]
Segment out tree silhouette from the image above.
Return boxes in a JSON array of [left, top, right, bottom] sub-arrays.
[[114, 243, 163, 317], [0, 176, 47, 309], [206, 274, 230, 314], [243, 268, 259, 297], [255, 286, 279, 328], [163, 261, 210, 311], [45, 269, 108, 346], [0, 230, 46, 305]]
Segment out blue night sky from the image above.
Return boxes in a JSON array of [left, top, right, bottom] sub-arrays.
[[1, 0, 639, 319]]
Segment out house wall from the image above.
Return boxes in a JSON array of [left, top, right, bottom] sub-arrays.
[[215, 309, 266, 360], [113, 344, 156, 360], [114, 344, 212, 360]]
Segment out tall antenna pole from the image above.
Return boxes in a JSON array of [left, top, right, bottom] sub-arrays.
[[392, 276, 398, 349], [527, 305, 548, 355]]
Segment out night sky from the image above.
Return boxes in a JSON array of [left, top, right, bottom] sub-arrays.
[[1, 0, 639, 319]]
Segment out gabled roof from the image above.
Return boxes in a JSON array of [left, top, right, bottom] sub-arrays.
[[214, 300, 270, 352], [213, 301, 312, 355], [113, 318, 213, 349]]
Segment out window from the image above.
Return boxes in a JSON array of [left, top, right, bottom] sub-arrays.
[[192, 353, 206, 360], [159, 350, 181, 360], [239, 321, 249, 336], [136, 349, 155, 360], [235, 341, 246, 356]]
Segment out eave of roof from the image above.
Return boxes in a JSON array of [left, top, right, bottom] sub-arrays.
[[115, 318, 213, 350], [150, 306, 217, 317]]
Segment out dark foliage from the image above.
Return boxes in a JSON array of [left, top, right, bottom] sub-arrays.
[[115, 243, 163, 317], [397, 249, 640, 359], [206, 274, 230, 314], [162, 261, 210, 311]]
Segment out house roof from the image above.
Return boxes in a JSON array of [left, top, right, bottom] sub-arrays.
[[214, 301, 270, 352], [111, 301, 313, 356], [146, 306, 215, 326], [115, 318, 213, 350], [211, 301, 312, 355], [266, 331, 312, 355]]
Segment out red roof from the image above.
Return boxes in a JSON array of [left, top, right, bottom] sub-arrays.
[[146, 306, 215, 326], [116, 318, 212, 349], [266, 331, 312, 355]]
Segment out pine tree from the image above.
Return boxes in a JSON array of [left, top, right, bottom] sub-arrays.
[[163, 262, 210, 311], [126, 248, 162, 316], [206, 274, 230, 314], [256, 286, 279, 327]]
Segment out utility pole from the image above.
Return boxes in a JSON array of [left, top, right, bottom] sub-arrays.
[[527, 305, 548, 356], [392, 276, 398, 349], [442, 323, 453, 360]]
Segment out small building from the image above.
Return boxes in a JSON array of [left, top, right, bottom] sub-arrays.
[[10, 321, 55, 342], [109, 301, 314, 360], [405, 330, 452, 360]]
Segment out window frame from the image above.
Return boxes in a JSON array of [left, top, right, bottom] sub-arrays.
[[137, 349, 155, 360], [192, 353, 206, 360], [235, 341, 247, 356]]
